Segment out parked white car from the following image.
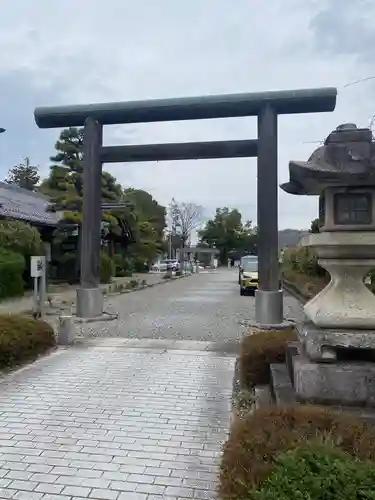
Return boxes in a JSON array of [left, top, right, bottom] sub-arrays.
[[150, 259, 179, 273]]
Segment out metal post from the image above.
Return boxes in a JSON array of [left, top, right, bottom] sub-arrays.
[[76, 117, 104, 318], [168, 231, 172, 259], [40, 256, 46, 318], [255, 105, 283, 325], [33, 277, 39, 318], [180, 242, 184, 275]]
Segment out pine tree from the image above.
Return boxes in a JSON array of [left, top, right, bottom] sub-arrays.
[[40, 127, 122, 211], [6, 157, 40, 191]]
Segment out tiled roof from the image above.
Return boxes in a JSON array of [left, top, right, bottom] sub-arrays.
[[0, 181, 62, 226]]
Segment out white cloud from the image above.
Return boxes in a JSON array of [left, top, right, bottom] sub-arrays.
[[0, 0, 374, 229]]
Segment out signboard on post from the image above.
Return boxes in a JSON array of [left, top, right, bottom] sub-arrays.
[[31, 256, 45, 278]]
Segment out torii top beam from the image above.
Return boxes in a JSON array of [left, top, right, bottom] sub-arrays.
[[34, 87, 337, 128]]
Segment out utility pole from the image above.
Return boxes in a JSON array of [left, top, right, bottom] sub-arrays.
[[168, 231, 172, 259]]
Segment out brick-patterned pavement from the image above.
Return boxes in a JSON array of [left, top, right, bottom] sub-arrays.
[[0, 269, 303, 499], [0, 342, 234, 499]]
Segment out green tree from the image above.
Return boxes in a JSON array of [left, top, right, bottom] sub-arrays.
[[39, 127, 123, 211], [40, 127, 167, 270], [6, 157, 40, 191], [310, 218, 320, 233], [121, 189, 166, 266], [198, 207, 257, 263]]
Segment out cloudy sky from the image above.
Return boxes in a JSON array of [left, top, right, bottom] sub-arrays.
[[0, 0, 374, 230]]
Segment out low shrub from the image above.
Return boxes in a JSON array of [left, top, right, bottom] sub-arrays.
[[283, 267, 329, 299], [220, 405, 375, 499], [0, 314, 55, 369], [282, 246, 326, 277], [132, 258, 149, 273], [100, 252, 115, 284], [239, 328, 297, 389], [58, 252, 79, 284], [0, 248, 26, 299], [113, 254, 133, 277], [253, 441, 375, 500]]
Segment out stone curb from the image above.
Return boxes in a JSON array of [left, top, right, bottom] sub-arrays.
[[8, 274, 193, 317], [103, 273, 191, 296], [282, 278, 309, 304]]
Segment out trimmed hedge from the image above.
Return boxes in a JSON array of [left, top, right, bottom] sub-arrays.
[[239, 328, 297, 389], [253, 441, 375, 500], [0, 248, 25, 299], [220, 405, 375, 499], [0, 315, 55, 369]]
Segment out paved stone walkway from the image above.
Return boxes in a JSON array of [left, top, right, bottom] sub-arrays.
[[0, 269, 303, 499], [0, 341, 234, 499]]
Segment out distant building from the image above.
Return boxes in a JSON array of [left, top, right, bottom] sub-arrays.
[[0, 181, 62, 253], [0, 182, 135, 278]]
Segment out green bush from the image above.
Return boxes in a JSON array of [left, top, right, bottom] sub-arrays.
[[0, 248, 25, 299], [132, 257, 148, 273], [0, 219, 44, 256], [0, 220, 45, 288], [100, 252, 115, 283], [58, 252, 79, 284], [0, 314, 55, 369], [282, 246, 326, 277], [239, 328, 297, 388], [253, 442, 375, 500], [220, 405, 375, 499], [113, 254, 133, 277]]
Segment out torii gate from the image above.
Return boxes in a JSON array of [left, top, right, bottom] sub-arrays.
[[34, 87, 337, 325]]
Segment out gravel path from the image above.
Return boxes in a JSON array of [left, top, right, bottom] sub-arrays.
[[79, 269, 304, 342]]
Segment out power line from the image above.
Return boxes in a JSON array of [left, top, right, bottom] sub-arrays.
[[302, 76, 375, 145]]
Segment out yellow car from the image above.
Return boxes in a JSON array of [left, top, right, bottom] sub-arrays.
[[239, 258, 259, 296]]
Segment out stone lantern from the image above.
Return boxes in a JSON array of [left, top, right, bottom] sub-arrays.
[[281, 123, 375, 406]]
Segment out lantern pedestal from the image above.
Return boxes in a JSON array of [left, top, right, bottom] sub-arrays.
[[302, 232, 375, 330]]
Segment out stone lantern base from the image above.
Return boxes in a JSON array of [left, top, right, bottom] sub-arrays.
[[293, 355, 375, 406], [293, 321, 375, 405], [294, 231, 375, 406], [302, 231, 375, 330], [299, 321, 375, 361]]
